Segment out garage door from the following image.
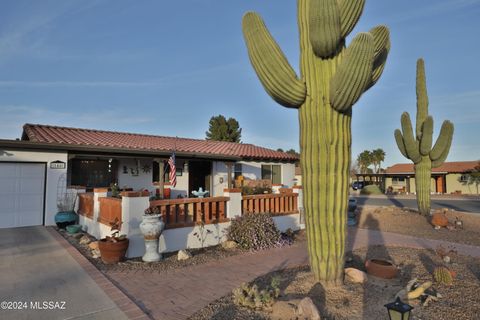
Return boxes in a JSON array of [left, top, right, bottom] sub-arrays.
[[0, 163, 45, 228]]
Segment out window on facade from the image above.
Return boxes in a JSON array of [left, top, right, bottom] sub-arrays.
[[460, 174, 469, 182], [69, 159, 117, 188], [392, 177, 406, 185], [234, 163, 242, 180], [261, 164, 281, 184]]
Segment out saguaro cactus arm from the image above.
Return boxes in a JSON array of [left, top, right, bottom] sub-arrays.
[[329, 33, 374, 111], [339, 0, 366, 38], [242, 12, 307, 108], [394, 129, 408, 159], [420, 116, 434, 156], [399, 112, 422, 163], [430, 120, 454, 166], [367, 25, 390, 90]]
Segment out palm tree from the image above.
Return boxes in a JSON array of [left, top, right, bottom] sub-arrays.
[[357, 151, 373, 174], [371, 148, 386, 174]]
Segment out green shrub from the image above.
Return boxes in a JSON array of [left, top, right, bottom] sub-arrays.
[[232, 277, 281, 310], [360, 184, 383, 195], [227, 213, 280, 250]]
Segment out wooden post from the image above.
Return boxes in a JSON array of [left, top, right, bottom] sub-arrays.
[[157, 160, 165, 199]]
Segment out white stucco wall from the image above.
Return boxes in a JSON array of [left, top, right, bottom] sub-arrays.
[[0, 149, 68, 226], [117, 158, 155, 193]]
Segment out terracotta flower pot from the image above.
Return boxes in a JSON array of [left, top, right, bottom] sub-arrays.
[[365, 259, 398, 279], [98, 238, 129, 264]]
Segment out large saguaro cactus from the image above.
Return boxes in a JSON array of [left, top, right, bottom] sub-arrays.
[[394, 59, 454, 216], [242, 0, 390, 285]]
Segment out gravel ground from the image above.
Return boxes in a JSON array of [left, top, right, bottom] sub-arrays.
[[190, 246, 480, 320], [57, 228, 244, 273], [357, 205, 480, 246]]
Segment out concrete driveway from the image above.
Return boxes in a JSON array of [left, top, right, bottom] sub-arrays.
[[0, 226, 128, 320]]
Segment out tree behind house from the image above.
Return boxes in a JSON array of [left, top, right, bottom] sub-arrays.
[[205, 115, 242, 142]]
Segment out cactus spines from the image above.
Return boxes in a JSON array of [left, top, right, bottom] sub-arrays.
[[394, 59, 454, 215], [243, 0, 390, 285], [433, 266, 453, 285]]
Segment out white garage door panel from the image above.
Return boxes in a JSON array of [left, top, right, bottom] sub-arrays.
[[0, 163, 45, 228]]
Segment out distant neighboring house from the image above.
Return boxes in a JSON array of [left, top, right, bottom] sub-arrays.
[[384, 161, 479, 195], [0, 124, 298, 228]]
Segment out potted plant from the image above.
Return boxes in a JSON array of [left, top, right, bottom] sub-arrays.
[[140, 206, 165, 262], [98, 218, 129, 264]]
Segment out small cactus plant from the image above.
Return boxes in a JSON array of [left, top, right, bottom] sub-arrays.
[[394, 59, 454, 216], [243, 0, 390, 286], [433, 266, 453, 285], [232, 277, 281, 310]]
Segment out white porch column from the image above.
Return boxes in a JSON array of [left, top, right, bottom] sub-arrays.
[[121, 190, 151, 258], [292, 186, 305, 228], [92, 187, 108, 239], [224, 188, 242, 218]]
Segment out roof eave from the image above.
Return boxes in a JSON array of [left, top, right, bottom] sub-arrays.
[[0, 140, 241, 161]]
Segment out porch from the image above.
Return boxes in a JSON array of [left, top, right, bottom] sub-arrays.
[[76, 186, 304, 257], [67, 154, 296, 199]]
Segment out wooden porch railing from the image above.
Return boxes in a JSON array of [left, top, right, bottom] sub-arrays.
[[149, 196, 229, 229], [98, 197, 122, 225], [242, 193, 299, 216], [77, 193, 94, 218]]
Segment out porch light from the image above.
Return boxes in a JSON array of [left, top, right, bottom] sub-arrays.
[[384, 297, 413, 320]]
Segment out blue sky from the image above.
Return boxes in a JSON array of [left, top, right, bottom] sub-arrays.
[[0, 0, 479, 167]]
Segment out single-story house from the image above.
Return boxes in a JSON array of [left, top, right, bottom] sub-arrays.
[[384, 161, 479, 195], [0, 123, 298, 229]]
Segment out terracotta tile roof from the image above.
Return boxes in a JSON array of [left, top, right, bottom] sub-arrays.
[[386, 161, 479, 174], [21, 124, 298, 162]]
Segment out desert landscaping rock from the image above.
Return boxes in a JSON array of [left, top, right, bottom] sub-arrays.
[[297, 297, 321, 320], [79, 235, 91, 245], [88, 241, 99, 250], [345, 267, 368, 284], [221, 240, 238, 249], [177, 249, 192, 261]]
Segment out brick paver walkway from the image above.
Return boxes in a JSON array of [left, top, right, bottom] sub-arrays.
[[104, 227, 480, 320]]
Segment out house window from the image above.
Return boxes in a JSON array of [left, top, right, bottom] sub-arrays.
[[261, 164, 281, 184], [460, 174, 469, 182], [392, 177, 406, 185], [234, 163, 242, 180], [69, 159, 117, 188]]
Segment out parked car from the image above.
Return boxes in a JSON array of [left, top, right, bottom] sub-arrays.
[[351, 181, 366, 190]]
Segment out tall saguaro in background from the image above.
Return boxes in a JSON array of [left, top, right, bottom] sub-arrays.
[[242, 0, 390, 285], [395, 59, 454, 216]]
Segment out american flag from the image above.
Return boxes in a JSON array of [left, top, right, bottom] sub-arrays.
[[168, 152, 177, 187]]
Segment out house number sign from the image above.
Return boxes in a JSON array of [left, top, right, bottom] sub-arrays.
[[50, 160, 66, 169]]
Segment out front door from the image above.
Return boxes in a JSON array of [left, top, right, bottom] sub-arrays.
[[188, 161, 212, 197]]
